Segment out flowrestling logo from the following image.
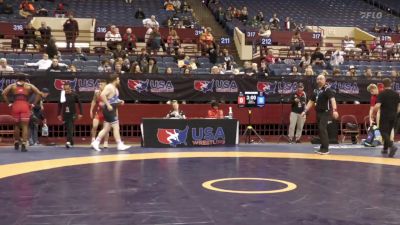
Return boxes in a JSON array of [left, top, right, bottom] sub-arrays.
[[194, 79, 238, 93], [54, 78, 99, 92], [128, 79, 174, 93]]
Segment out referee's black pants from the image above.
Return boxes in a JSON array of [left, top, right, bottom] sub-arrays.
[[317, 111, 330, 152], [63, 113, 76, 145], [379, 114, 396, 150]]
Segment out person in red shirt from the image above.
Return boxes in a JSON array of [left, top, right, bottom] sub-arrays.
[[264, 49, 276, 64], [207, 102, 224, 119], [122, 28, 137, 52], [19, 0, 35, 18]]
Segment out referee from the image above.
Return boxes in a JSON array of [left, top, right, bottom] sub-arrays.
[[372, 78, 399, 157], [301, 75, 339, 155]]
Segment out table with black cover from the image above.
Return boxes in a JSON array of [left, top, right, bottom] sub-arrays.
[[141, 118, 239, 148]]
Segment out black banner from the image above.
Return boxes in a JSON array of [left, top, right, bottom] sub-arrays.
[[141, 118, 239, 148], [0, 72, 397, 103]]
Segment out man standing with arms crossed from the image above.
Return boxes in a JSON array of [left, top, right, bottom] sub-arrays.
[[301, 75, 339, 155], [2, 74, 43, 152], [91, 74, 130, 151], [372, 78, 400, 157]]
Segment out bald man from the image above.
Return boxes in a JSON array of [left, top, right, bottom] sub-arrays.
[[302, 75, 339, 155]]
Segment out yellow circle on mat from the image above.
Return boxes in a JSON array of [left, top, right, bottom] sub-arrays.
[[202, 178, 297, 194]]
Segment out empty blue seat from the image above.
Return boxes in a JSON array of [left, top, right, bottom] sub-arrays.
[[86, 55, 100, 61], [19, 54, 32, 60], [83, 61, 99, 67], [163, 57, 174, 63], [13, 59, 28, 65], [5, 53, 18, 59]]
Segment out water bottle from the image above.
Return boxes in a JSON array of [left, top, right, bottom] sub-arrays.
[[41, 124, 49, 137], [228, 107, 233, 119]]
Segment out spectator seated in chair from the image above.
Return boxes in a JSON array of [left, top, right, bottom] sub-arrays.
[[135, 8, 145, 19], [311, 47, 326, 67], [25, 53, 52, 70], [19, 0, 35, 18], [122, 28, 137, 52], [22, 22, 37, 51], [0, 0, 13, 14], [105, 25, 122, 51], [207, 102, 224, 119]]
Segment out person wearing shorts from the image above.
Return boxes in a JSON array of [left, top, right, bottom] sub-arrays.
[[91, 74, 130, 151], [90, 79, 109, 148]]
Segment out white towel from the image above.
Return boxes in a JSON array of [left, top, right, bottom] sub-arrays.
[[60, 90, 66, 103]]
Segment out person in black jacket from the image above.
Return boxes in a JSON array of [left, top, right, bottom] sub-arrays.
[[46, 37, 58, 59], [63, 14, 79, 49], [288, 83, 307, 143], [38, 21, 52, 48], [22, 23, 37, 51], [46, 58, 67, 72], [57, 81, 83, 148], [135, 8, 145, 19]]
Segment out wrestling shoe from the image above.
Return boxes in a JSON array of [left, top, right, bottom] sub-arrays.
[[91, 140, 101, 152], [389, 145, 398, 158], [103, 141, 108, 149], [318, 151, 330, 155], [117, 143, 130, 151], [315, 150, 330, 155], [65, 142, 71, 149], [21, 143, 27, 152]]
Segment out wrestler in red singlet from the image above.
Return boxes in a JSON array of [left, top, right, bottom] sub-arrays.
[[94, 92, 104, 122], [90, 79, 109, 147], [2, 75, 42, 152], [12, 83, 31, 123]]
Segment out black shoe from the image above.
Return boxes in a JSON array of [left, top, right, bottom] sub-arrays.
[[381, 149, 388, 154], [389, 146, 398, 158], [14, 142, 19, 151], [65, 142, 71, 149], [296, 139, 301, 144], [288, 137, 293, 144], [21, 144, 27, 152]]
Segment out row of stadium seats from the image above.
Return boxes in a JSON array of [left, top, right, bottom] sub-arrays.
[[4, 0, 195, 27], [211, 0, 400, 33]]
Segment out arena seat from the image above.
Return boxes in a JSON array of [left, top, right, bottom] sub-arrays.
[[210, 0, 400, 33]]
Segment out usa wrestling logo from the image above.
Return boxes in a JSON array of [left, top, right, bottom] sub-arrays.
[[128, 79, 174, 93], [54, 79, 78, 91], [127, 79, 149, 93], [194, 80, 214, 93], [157, 126, 189, 147], [257, 81, 276, 94]]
